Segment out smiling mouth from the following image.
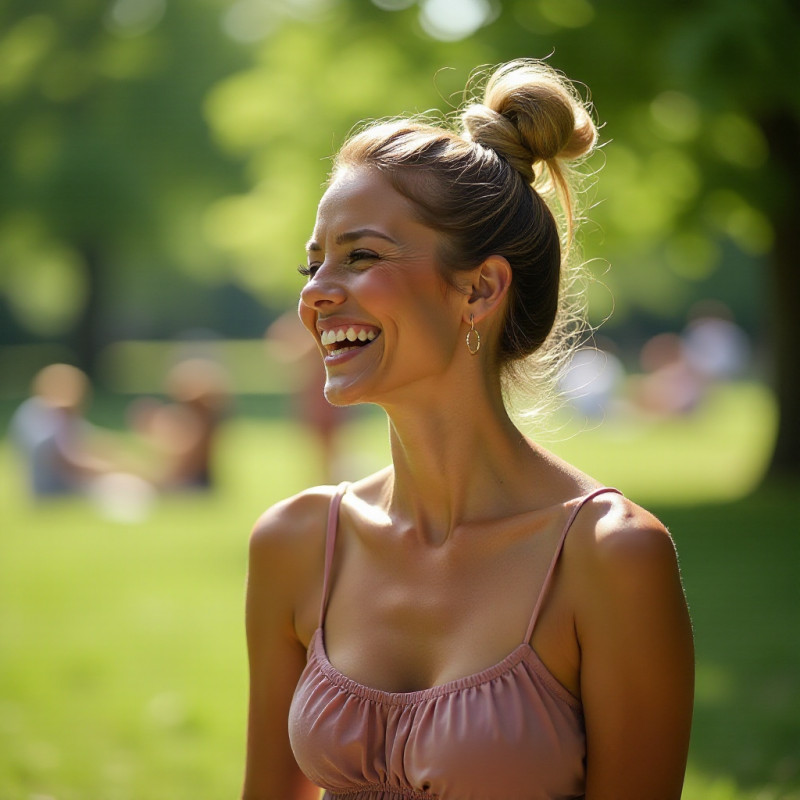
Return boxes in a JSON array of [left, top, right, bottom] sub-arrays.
[[320, 325, 381, 356]]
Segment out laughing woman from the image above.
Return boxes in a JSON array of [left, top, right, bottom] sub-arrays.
[[242, 60, 694, 800]]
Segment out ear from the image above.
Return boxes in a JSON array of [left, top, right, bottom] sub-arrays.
[[465, 255, 512, 324]]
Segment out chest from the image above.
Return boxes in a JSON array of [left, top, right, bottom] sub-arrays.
[[322, 520, 573, 694]]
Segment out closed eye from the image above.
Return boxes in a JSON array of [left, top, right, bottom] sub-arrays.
[[297, 263, 320, 278], [345, 249, 379, 266], [298, 249, 378, 278]]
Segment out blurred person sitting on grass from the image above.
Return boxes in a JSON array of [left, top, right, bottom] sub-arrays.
[[127, 357, 231, 491], [9, 363, 116, 498], [242, 59, 694, 800]]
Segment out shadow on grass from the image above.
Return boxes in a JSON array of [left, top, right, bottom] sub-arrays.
[[652, 482, 800, 794]]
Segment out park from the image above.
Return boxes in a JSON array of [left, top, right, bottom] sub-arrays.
[[1, 0, 799, 797]]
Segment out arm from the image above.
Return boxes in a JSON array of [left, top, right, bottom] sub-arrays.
[[241, 499, 324, 800], [575, 499, 694, 800]]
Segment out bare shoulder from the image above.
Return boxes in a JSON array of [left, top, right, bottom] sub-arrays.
[[247, 485, 341, 638], [563, 490, 691, 659], [563, 492, 694, 798], [249, 484, 338, 561], [565, 490, 679, 578]]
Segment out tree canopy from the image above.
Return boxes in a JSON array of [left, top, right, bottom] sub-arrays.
[[1, 0, 798, 471]]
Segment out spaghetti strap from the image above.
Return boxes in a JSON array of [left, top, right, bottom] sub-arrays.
[[524, 487, 622, 644], [319, 482, 350, 629]]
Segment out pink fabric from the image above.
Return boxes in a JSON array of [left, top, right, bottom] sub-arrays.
[[289, 485, 621, 799]]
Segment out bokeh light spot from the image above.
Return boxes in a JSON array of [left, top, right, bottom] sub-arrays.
[[222, 0, 280, 43], [650, 91, 701, 142], [419, 0, 495, 42], [0, 14, 57, 99], [706, 190, 773, 255], [371, 0, 416, 9], [711, 113, 768, 169], [105, 0, 166, 37]]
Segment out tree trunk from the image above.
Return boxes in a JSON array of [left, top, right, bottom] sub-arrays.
[[70, 242, 104, 380], [762, 113, 800, 478]]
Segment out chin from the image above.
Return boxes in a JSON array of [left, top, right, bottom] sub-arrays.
[[323, 380, 369, 408]]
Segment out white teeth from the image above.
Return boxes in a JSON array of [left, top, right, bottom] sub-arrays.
[[320, 327, 380, 347]]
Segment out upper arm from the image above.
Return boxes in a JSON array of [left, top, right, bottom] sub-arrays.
[[575, 500, 694, 800], [241, 495, 326, 800]]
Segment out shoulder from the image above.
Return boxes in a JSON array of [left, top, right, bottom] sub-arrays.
[[250, 484, 338, 543], [566, 490, 677, 572], [246, 485, 345, 645], [563, 490, 683, 616], [247, 484, 343, 600], [563, 490, 689, 639], [249, 484, 341, 570], [564, 491, 694, 797]]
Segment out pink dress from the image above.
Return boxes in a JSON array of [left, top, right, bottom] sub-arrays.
[[289, 484, 621, 799]]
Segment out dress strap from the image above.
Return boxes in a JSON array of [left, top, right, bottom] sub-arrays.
[[319, 482, 350, 629], [524, 487, 622, 644]]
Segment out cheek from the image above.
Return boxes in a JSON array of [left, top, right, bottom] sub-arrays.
[[297, 299, 316, 337], [392, 286, 462, 353]]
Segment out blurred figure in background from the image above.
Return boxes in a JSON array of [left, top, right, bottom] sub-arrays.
[[559, 344, 626, 420], [631, 332, 705, 417], [9, 363, 115, 498], [683, 301, 751, 384], [630, 302, 751, 419], [128, 357, 231, 491]]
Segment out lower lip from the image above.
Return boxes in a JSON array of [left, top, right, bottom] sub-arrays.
[[323, 338, 377, 365]]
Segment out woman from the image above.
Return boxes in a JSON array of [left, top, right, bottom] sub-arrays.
[[242, 60, 694, 800]]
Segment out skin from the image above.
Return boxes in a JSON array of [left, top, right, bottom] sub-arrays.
[[241, 167, 694, 800]]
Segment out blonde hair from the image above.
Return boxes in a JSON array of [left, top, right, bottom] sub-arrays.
[[332, 59, 598, 411]]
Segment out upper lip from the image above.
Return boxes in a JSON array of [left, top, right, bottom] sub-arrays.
[[315, 318, 382, 349]]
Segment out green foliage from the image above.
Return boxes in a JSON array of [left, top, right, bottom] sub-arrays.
[[0, 0, 250, 337], [2, 0, 798, 465], [2, 0, 797, 335]]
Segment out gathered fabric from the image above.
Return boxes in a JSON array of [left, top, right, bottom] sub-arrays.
[[289, 484, 621, 799]]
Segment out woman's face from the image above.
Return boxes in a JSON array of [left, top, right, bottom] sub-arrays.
[[299, 167, 466, 408]]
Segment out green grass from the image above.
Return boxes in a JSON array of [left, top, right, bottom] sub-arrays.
[[1, 383, 798, 799]]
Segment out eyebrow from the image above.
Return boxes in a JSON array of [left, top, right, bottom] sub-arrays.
[[305, 228, 398, 253]]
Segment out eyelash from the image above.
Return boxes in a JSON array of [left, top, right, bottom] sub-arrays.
[[297, 250, 379, 278]]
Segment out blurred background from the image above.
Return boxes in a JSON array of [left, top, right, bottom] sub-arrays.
[[0, 0, 798, 798]]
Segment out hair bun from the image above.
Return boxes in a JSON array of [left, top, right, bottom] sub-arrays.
[[462, 104, 536, 181], [461, 60, 597, 183]]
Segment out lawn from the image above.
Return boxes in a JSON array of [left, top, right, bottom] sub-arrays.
[[0, 382, 798, 799]]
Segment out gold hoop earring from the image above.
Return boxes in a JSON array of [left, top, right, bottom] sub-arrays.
[[466, 314, 481, 355]]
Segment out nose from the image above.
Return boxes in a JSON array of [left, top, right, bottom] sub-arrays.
[[299, 262, 347, 311]]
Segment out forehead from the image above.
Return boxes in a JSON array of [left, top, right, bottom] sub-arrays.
[[313, 167, 415, 236]]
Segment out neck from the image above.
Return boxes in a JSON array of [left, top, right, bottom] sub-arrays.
[[379, 372, 540, 544]]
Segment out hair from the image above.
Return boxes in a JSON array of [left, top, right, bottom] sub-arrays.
[[331, 59, 599, 414]]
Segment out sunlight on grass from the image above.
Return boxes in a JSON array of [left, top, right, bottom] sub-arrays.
[[532, 382, 776, 505]]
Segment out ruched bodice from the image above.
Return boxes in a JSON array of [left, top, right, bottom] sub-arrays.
[[289, 484, 621, 799]]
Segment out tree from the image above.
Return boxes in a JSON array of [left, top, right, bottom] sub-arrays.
[[3, 0, 797, 475], [0, 0, 250, 372]]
